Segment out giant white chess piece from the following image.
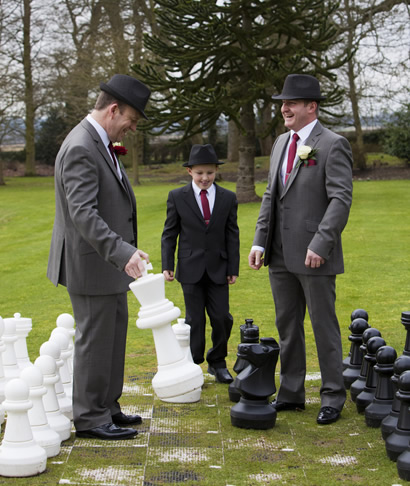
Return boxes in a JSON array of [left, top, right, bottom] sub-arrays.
[[4, 313, 32, 369], [1, 317, 21, 381], [56, 313, 75, 376], [0, 317, 6, 425], [129, 263, 203, 403]]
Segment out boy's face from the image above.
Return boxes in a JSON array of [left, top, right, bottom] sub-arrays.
[[187, 164, 218, 191]]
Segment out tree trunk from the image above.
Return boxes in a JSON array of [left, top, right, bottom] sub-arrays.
[[0, 158, 4, 186], [130, 131, 144, 186], [23, 0, 35, 176], [236, 102, 260, 203], [227, 120, 239, 162]]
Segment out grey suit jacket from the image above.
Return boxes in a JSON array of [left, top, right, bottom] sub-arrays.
[[47, 118, 137, 295], [161, 183, 240, 284], [253, 121, 353, 275]]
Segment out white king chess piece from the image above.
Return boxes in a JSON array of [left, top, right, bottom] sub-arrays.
[[129, 262, 203, 403]]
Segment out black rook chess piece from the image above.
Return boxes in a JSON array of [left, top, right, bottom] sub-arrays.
[[356, 336, 386, 413], [343, 309, 369, 371], [350, 328, 382, 403], [343, 317, 371, 389], [401, 312, 410, 356], [229, 319, 260, 403], [385, 370, 410, 462], [364, 345, 397, 427], [230, 337, 279, 430]]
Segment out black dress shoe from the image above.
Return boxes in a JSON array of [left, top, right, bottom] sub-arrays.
[[75, 422, 138, 440], [208, 366, 234, 384], [317, 406, 341, 425], [112, 412, 142, 425], [271, 400, 305, 412]]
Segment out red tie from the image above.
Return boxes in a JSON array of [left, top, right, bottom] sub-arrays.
[[108, 142, 119, 170], [285, 133, 299, 184], [200, 189, 211, 224]]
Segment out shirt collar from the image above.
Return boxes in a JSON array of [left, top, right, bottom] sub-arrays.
[[291, 119, 318, 144], [191, 181, 215, 196], [87, 114, 110, 147]]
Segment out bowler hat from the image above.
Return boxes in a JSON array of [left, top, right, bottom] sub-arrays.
[[183, 144, 224, 167], [100, 74, 151, 119], [272, 74, 326, 101]]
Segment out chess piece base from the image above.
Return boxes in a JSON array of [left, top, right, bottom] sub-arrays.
[[0, 443, 47, 477], [230, 398, 277, 430]]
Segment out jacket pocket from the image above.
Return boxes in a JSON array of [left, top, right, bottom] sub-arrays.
[[178, 249, 192, 258], [306, 220, 319, 233]]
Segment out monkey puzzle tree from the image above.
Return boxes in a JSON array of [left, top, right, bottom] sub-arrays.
[[133, 0, 347, 202]]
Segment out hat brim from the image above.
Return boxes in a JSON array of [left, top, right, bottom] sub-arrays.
[[100, 82, 149, 120], [272, 94, 327, 101], [182, 160, 225, 167]]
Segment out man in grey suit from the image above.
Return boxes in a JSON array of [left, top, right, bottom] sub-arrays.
[[48, 74, 151, 440], [248, 74, 353, 425]]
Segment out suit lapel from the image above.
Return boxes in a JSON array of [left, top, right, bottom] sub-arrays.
[[208, 184, 225, 228], [182, 184, 204, 222], [281, 121, 323, 197]]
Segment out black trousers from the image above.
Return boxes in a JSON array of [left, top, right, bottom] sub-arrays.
[[181, 272, 233, 368]]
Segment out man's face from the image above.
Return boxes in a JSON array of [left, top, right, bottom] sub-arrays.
[[187, 164, 218, 190], [107, 104, 141, 142], [281, 99, 317, 132]]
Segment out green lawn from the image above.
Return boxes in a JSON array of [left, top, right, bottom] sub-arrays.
[[0, 175, 410, 485]]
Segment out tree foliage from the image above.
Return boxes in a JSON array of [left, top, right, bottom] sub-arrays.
[[383, 104, 410, 163], [133, 0, 348, 202]]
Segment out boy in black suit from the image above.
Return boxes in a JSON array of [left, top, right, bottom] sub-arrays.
[[161, 144, 240, 383]]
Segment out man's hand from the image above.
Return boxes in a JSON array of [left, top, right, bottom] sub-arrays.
[[227, 275, 237, 285], [248, 249, 264, 270], [124, 249, 149, 279], [163, 270, 174, 282], [305, 249, 325, 269]]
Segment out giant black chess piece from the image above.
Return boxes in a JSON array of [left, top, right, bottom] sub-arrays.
[[385, 370, 410, 461], [401, 312, 410, 356], [350, 328, 382, 403], [365, 345, 396, 427], [356, 336, 386, 413], [229, 319, 260, 403], [230, 338, 279, 430], [343, 317, 371, 389], [343, 309, 369, 371]]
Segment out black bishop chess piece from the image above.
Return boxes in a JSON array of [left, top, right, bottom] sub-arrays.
[[350, 328, 382, 403], [385, 370, 410, 462], [343, 317, 371, 389], [230, 337, 279, 430], [229, 319, 260, 403], [364, 345, 396, 427], [343, 309, 369, 371], [356, 336, 386, 414]]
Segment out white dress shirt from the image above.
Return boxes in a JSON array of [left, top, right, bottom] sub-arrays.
[[192, 181, 216, 217]]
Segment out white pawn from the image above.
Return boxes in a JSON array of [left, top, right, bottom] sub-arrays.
[[0, 378, 47, 477], [39, 340, 72, 420], [0, 317, 7, 424], [20, 365, 61, 458], [56, 313, 75, 376], [34, 355, 71, 442], [6, 313, 32, 369], [49, 329, 72, 400], [172, 318, 194, 362], [1, 317, 21, 381]]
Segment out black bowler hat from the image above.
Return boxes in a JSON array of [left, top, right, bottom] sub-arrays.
[[100, 74, 151, 119], [272, 74, 326, 101], [183, 144, 225, 167]]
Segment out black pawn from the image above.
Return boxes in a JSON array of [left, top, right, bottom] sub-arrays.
[[350, 328, 382, 403], [401, 311, 410, 355], [385, 370, 410, 461], [343, 318, 371, 389], [365, 345, 397, 427], [230, 338, 279, 430], [229, 319, 260, 403], [356, 336, 386, 413], [343, 309, 369, 370]]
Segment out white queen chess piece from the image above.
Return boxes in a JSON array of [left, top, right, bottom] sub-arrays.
[[129, 263, 203, 403], [0, 378, 47, 477]]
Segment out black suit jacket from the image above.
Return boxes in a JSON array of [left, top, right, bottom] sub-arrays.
[[161, 183, 240, 284]]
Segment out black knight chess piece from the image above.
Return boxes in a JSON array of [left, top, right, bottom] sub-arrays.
[[230, 338, 279, 430]]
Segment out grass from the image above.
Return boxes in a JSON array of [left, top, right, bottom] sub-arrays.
[[0, 174, 410, 485]]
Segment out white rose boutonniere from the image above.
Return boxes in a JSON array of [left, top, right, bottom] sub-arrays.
[[296, 145, 319, 168]]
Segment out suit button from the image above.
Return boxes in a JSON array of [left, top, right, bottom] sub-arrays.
[[128, 217, 132, 222]]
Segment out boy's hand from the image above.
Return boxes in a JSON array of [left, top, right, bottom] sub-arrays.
[[163, 270, 174, 281], [227, 275, 237, 285]]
